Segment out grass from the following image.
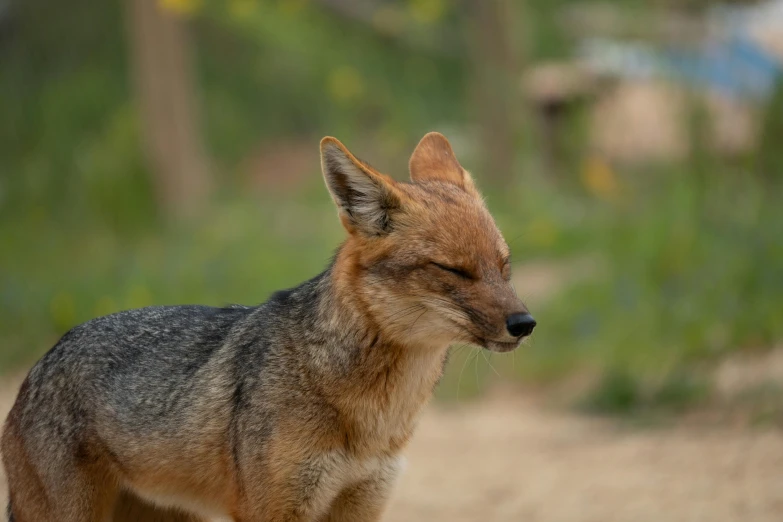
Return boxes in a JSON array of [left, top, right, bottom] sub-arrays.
[[579, 368, 710, 416]]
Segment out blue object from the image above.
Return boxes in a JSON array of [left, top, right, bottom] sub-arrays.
[[664, 33, 782, 100]]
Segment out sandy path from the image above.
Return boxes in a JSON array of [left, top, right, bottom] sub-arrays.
[[387, 391, 783, 522], [1, 377, 782, 521]]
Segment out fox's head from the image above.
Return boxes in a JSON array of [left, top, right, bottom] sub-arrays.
[[321, 132, 535, 352]]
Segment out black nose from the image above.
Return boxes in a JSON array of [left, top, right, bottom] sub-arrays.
[[506, 313, 536, 337]]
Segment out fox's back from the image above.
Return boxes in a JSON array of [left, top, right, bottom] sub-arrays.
[[9, 305, 260, 448]]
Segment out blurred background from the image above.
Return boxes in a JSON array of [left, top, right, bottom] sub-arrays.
[[1, 0, 783, 519]]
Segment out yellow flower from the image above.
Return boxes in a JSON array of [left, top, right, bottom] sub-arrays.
[[327, 66, 365, 103], [580, 155, 620, 201], [409, 0, 446, 24]]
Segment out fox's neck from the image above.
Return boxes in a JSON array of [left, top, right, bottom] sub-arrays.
[[304, 248, 449, 354], [283, 253, 448, 436]]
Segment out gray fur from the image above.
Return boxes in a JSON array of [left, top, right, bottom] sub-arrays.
[[3, 265, 407, 520]]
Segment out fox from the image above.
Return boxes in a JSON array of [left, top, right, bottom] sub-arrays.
[[1, 132, 535, 522]]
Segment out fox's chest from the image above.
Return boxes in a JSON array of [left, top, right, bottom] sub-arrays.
[[352, 403, 421, 456], [328, 452, 405, 487], [294, 451, 405, 519], [347, 347, 446, 450]]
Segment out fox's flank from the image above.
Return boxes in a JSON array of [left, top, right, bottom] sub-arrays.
[[2, 132, 535, 522]]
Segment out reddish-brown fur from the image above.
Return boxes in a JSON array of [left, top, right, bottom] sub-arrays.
[[2, 132, 530, 521]]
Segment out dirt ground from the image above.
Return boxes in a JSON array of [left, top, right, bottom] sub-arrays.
[[1, 376, 782, 522]]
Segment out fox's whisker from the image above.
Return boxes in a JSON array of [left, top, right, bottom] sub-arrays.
[[474, 346, 481, 388], [482, 350, 501, 378], [407, 308, 428, 337], [457, 344, 479, 401], [384, 303, 426, 323]]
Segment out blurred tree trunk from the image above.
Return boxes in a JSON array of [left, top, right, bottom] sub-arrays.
[[125, 0, 210, 220], [468, 0, 525, 182]]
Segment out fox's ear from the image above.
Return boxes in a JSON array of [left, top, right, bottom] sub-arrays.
[[409, 132, 479, 195], [320, 137, 403, 236]]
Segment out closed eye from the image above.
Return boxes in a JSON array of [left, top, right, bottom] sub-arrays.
[[431, 262, 475, 280]]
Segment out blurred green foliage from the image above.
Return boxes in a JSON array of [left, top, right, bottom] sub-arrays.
[[1, 0, 782, 416]]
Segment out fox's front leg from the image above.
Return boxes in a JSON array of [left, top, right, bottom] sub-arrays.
[[320, 457, 403, 522], [237, 445, 346, 522]]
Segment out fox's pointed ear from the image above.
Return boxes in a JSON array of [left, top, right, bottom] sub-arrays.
[[320, 137, 403, 236], [409, 132, 479, 195]]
